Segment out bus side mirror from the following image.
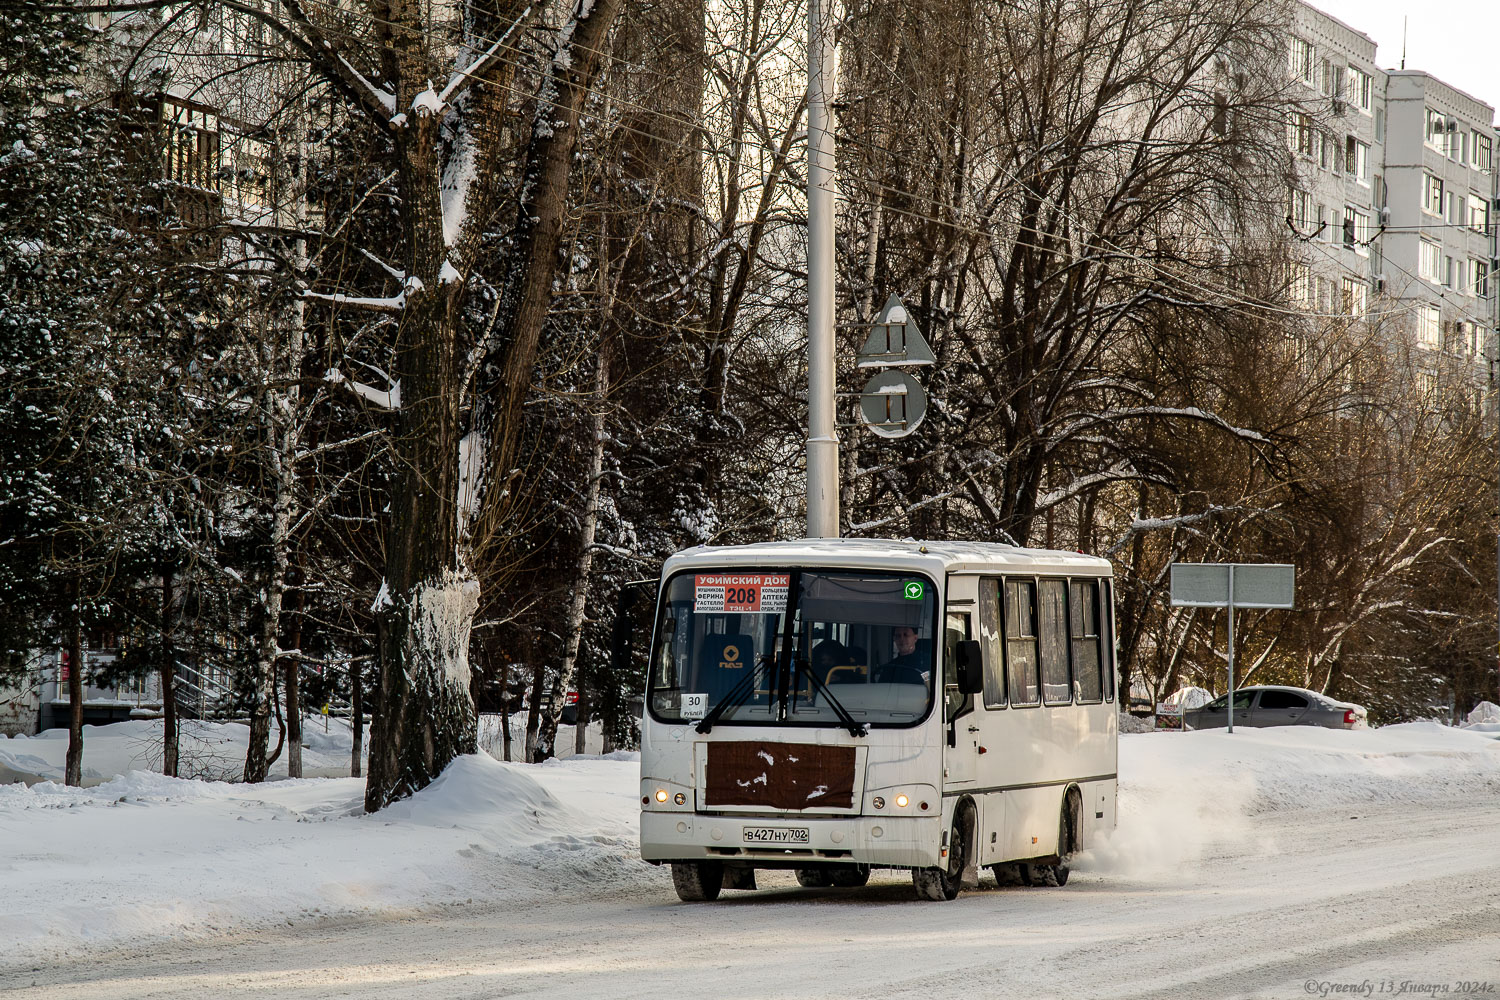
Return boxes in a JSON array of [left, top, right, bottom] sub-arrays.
[[609, 580, 656, 677], [954, 640, 984, 695]]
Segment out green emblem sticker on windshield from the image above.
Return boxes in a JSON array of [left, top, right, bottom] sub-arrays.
[[903, 581, 924, 600]]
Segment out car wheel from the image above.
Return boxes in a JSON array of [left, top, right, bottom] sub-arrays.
[[671, 861, 724, 902]]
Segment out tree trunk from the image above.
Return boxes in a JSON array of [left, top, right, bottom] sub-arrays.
[[573, 678, 589, 756], [540, 352, 610, 758], [159, 563, 178, 778], [245, 325, 299, 783], [285, 578, 304, 779], [65, 581, 84, 787], [365, 0, 621, 809], [349, 654, 363, 779], [524, 655, 546, 763]]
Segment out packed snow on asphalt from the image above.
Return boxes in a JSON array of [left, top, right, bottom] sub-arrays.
[[3, 720, 1499, 999]]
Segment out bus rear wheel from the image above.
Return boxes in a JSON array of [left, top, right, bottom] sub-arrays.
[[671, 861, 724, 901], [1021, 803, 1075, 887]]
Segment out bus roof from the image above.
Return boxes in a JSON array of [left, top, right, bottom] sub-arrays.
[[662, 537, 1112, 578]]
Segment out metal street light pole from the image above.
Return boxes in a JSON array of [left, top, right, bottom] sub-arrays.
[[805, 0, 839, 539]]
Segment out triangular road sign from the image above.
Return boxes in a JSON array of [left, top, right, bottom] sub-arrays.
[[858, 293, 936, 368]]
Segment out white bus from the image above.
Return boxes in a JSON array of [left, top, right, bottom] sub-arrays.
[[636, 537, 1118, 901]]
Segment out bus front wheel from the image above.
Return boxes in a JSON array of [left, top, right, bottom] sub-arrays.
[[671, 861, 724, 902], [913, 812, 969, 901]]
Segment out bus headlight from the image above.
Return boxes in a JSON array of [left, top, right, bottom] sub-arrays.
[[872, 796, 886, 810], [895, 794, 909, 808], [673, 792, 687, 805], [655, 789, 669, 803]]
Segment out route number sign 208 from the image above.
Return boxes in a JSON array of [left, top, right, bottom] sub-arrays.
[[724, 586, 758, 605]]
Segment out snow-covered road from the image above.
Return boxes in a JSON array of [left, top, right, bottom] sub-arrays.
[[4, 722, 1499, 998], [8, 797, 1499, 999]]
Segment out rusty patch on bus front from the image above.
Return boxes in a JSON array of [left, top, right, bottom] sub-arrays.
[[704, 741, 856, 810]]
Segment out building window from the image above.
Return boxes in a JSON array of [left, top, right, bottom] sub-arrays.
[[161, 99, 222, 192], [1418, 307, 1441, 349], [1347, 67, 1372, 113], [1320, 134, 1333, 170], [1425, 109, 1446, 148], [1290, 262, 1312, 306], [1422, 174, 1444, 216], [1444, 255, 1456, 288], [1289, 37, 1314, 85], [1346, 137, 1369, 183], [1448, 192, 1466, 226], [1316, 275, 1336, 312], [1375, 109, 1385, 142], [1316, 203, 1328, 240], [1288, 112, 1314, 156], [1474, 132, 1493, 171], [1344, 208, 1369, 255], [1474, 259, 1491, 297], [1289, 188, 1311, 229], [1468, 194, 1490, 234], [1341, 278, 1367, 316], [1420, 241, 1442, 282]]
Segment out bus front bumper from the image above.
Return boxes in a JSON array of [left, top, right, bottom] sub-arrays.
[[641, 810, 942, 868]]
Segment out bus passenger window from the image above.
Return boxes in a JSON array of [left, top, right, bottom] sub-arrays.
[[1005, 579, 1040, 707], [1039, 579, 1071, 705], [1070, 580, 1103, 703], [979, 579, 1005, 708]]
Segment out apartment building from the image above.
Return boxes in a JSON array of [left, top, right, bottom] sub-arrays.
[[1286, 2, 1498, 384], [1383, 71, 1497, 368], [1285, 4, 1384, 319]]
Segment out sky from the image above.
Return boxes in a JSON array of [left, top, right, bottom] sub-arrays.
[[1307, 0, 1500, 113]]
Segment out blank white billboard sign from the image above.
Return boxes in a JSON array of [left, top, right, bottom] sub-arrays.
[[1170, 563, 1294, 609]]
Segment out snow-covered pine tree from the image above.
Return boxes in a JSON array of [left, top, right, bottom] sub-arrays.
[[0, 7, 177, 782]]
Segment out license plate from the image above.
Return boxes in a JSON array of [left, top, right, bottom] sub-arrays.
[[743, 826, 810, 845]]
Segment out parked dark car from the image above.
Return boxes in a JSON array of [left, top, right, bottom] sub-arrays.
[[1183, 685, 1367, 730]]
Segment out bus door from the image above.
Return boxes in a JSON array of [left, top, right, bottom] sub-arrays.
[[943, 610, 978, 785]]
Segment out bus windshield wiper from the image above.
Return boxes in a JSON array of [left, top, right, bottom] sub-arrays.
[[694, 657, 770, 734], [793, 657, 868, 737]]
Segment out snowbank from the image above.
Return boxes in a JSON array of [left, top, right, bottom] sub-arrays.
[[1467, 700, 1500, 725], [0, 751, 649, 964]]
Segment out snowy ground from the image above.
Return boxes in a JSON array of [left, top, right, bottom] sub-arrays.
[[3, 722, 1499, 998]]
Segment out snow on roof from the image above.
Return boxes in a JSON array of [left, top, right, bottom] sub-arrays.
[[664, 537, 1112, 576]]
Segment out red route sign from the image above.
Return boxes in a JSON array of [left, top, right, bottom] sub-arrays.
[[694, 573, 789, 613]]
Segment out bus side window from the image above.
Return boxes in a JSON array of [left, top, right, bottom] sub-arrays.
[[1070, 580, 1104, 703], [1038, 579, 1071, 705], [1103, 579, 1117, 702], [979, 578, 1006, 709], [1005, 579, 1040, 707]]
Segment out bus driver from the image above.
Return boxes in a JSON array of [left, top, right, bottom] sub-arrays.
[[877, 625, 929, 684]]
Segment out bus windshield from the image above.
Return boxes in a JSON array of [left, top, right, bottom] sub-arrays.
[[647, 568, 938, 728]]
